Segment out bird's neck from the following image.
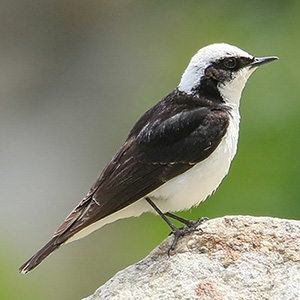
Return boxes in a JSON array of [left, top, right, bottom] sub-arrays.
[[218, 66, 256, 106], [217, 80, 244, 107]]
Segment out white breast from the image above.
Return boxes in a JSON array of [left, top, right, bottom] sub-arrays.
[[149, 104, 240, 212]]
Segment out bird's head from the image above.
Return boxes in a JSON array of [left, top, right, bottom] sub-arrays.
[[178, 43, 278, 105]]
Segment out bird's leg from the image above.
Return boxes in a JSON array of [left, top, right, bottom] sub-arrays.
[[165, 212, 209, 227], [144, 197, 178, 232], [144, 197, 204, 255], [164, 212, 195, 227]]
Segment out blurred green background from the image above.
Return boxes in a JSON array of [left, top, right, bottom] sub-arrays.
[[1, 1, 299, 299]]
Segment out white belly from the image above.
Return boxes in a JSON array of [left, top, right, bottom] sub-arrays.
[[150, 110, 240, 212], [67, 108, 240, 243]]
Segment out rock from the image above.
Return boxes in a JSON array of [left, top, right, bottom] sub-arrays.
[[83, 216, 300, 300]]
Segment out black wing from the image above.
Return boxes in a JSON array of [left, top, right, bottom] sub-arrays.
[[55, 90, 230, 239], [19, 90, 230, 273]]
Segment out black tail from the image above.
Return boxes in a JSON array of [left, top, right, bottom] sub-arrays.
[[19, 237, 64, 274]]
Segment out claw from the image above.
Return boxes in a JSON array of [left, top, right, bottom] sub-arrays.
[[167, 223, 202, 256], [144, 197, 209, 255]]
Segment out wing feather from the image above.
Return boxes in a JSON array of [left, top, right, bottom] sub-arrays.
[[19, 91, 230, 273], [54, 97, 230, 241]]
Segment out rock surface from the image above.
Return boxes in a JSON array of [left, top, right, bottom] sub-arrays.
[[83, 216, 300, 300]]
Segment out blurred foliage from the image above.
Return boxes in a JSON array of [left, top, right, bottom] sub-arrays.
[[1, 1, 300, 299]]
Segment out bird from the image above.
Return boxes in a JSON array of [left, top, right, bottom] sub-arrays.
[[19, 43, 278, 274]]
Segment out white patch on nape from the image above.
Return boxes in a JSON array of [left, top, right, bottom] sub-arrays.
[[178, 43, 253, 95]]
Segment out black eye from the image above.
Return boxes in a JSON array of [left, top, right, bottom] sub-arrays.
[[223, 58, 237, 69]]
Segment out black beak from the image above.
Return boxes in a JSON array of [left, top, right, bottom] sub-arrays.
[[250, 56, 279, 68]]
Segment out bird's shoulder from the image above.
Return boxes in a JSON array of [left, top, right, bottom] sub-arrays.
[[128, 89, 230, 140], [126, 89, 230, 162]]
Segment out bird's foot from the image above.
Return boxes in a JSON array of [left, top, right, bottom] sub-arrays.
[[167, 217, 209, 256], [165, 212, 209, 228], [144, 197, 210, 255], [194, 216, 210, 226]]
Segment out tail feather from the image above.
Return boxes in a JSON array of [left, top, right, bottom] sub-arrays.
[[19, 237, 63, 274]]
